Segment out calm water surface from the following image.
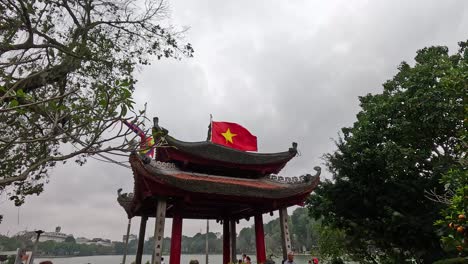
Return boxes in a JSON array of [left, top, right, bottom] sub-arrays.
[[35, 254, 318, 264]]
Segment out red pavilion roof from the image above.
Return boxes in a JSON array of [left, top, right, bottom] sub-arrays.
[[118, 153, 320, 219]]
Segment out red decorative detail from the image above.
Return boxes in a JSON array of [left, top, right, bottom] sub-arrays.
[[211, 121, 257, 151], [122, 120, 154, 157], [170, 214, 183, 264], [223, 220, 231, 264], [255, 214, 267, 264]]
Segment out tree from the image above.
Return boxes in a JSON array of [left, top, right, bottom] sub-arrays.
[[307, 41, 466, 263], [0, 0, 193, 205], [290, 207, 319, 253], [238, 227, 255, 254], [263, 217, 282, 254], [0, 235, 22, 251], [64, 236, 76, 244], [310, 224, 347, 264], [113, 241, 126, 255], [433, 146, 467, 257]]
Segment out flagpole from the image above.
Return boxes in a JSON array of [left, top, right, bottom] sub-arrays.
[[205, 219, 209, 264], [209, 114, 213, 142]]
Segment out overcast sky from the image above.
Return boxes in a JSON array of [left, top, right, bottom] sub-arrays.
[[1, 0, 467, 242]]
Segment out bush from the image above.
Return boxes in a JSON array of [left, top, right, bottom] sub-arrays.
[[330, 258, 344, 264], [433, 257, 468, 264], [7, 255, 15, 264]]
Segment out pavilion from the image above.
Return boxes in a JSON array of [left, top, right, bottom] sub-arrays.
[[118, 118, 321, 264]]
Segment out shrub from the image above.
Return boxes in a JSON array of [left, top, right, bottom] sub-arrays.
[[433, 257, 468, 264]]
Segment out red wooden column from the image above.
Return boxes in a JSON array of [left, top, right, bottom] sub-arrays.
[[254, 214, 267, 264], [230, 220, 236, 263], [223, 219, 231, 264], [169, 214, 183, 264]]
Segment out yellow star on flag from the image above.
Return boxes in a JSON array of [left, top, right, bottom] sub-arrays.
[[221, 128, 237, 144]]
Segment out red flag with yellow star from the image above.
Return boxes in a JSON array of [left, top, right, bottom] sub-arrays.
[[211, 121, 257, 151]]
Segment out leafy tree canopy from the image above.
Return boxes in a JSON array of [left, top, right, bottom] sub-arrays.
[[307, 41, 467, 263], [0, 0, 193, 205]]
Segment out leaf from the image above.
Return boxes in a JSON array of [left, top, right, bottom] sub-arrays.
[[121, 105, 127, 116], [16, 89, 25, 97], [99, 99, 107, 107], [9, 99, 19, 107], [122, 88, 131, 98]]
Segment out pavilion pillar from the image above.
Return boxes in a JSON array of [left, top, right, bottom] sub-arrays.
[[136, 216, 148, 264], [152, 199, 167, 264], [122, 218, 132, 264], [223, 219, 231, 264], [230, 220, 237, 263], [279, 208, 292, 261], [169, 213, 183, 264], [254, 214, 266, 264], [205, 219, 209, 264]]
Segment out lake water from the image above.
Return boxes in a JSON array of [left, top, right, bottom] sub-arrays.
[[35, 254, 317, 264]]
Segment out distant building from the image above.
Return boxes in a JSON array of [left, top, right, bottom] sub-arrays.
[[88, 238, 112, 247], [76, 237, 91, 244], [39, 232, 68, 242], [76, 237, 112, 246], [123, 234, 137, 242], [37, 226, 72, 242]]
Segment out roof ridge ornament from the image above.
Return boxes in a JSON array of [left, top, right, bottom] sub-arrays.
[[289, 142, 298, 154], [153, 117, 169, 138], [312, 166, 321, 177], [267, 166, 320, 184]]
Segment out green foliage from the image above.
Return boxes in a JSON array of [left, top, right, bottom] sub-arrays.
[[38, 240, 115, 256], [291, 208, 319, 252], [0, 0, 193, 205], [310, 224, 346, 262], [143, 233, 220, 255], [0, 235, 22, 251], [264, 217, 282, 253], [238, 227, 256, 253], [432, 257, 468, 264], [435, 158, 468, 256], [238, 208, 320, 254], [64, 236, 76, 244], [330, 258, 345, 264], [6, 255, 15, 264], [307, 41, 467, 263]]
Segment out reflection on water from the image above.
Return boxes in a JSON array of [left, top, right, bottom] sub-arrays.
[[36, 254, 317, 264]]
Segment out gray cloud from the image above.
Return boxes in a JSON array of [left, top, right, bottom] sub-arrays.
[[1, 0, 467, 241]]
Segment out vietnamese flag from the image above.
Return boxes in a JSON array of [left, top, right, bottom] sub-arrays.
[[211, 121, 257, 151]]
